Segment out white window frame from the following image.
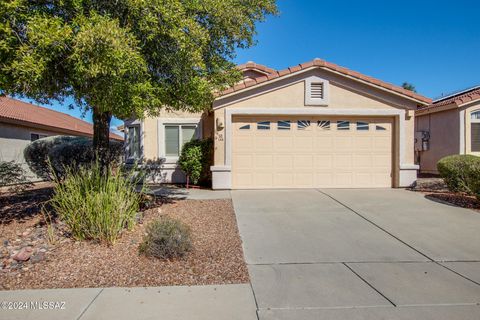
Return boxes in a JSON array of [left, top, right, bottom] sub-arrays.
[[125, 124, 142, 163], [470, 110, 480, 153], [158, 118, 202, 163]]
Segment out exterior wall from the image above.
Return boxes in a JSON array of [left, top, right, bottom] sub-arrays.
[[464, 100, 480, 156], [137, 109, 206, 183], [0, 122, 69, 181], [212, 68, 419, 188], [415, 108, 460, 173]]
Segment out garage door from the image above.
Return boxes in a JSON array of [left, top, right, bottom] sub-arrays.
[[232, 116, 393, 189]]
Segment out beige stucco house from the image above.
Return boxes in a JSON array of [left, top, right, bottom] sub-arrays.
[[126, 58, 431, 189], [415, 86, 480, 173]]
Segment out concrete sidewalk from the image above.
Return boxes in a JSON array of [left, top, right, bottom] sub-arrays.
[[0, 284, 257, 320]]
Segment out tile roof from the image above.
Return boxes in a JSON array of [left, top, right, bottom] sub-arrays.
[[223, 58, 432, 104], [237, 61, 277, 75], [419, 87, 480, 110], [0, 96, 124, 140]]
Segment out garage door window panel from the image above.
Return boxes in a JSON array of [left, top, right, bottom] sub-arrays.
[[277, 120, 291, 130], [297, 120, 311, 130], [337, 120, 350, 130], [356, 121, 369, 131], [317, 120, 330, 130], [257, 121, 270, 130]]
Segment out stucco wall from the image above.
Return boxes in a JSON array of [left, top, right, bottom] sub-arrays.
[[212, 68, 418, 178], [415, 108, 460, 173], [0, 122, 67, 180], [138, 109, 205, 183]]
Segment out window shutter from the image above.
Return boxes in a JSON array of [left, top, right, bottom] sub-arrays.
[[472, 123, 480, 152], [310, 83, 324, 99]]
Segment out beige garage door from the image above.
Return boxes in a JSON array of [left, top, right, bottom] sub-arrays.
[[232, 116, 393, 189]]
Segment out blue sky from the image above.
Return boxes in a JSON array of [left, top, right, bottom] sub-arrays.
[[21, 0, 480, 127]]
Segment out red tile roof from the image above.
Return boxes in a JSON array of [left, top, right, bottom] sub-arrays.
[[237, 61, 277, 75], [0, 96, 123, 140], [419, 87, 480, 110], [226, 58, 432, 104]]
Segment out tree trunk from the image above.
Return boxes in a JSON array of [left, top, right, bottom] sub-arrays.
[[92, 107, 112, 171]]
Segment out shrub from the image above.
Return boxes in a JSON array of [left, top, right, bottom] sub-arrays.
[[50, 162, 142, 244], [139, 217, 192, 259], [24, 135, 123, 180], [437, 155, 480, 193], [0, 160, 32, 192], [467, 162, 480, 200], [178, 138, 213, 186], [24, 136, 78, 180]]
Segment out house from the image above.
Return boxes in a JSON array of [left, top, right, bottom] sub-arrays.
[[125, 58, 431, 189], [0, 96, 123, 177], [415, 86, 480, 173]]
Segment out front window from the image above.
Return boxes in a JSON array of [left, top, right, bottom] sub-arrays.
[[165, 124, 197, 157], [471, 111, 480, 152], [127, 126, 141, 159]]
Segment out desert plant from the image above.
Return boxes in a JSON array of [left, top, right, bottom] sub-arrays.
[[0, 160, 32, 192], [24, 136, 123, 180], [139, 217, 192, 259], [50, 162, 143, 244], [437, 155, 480, 193], [178, 138, 213, 187]]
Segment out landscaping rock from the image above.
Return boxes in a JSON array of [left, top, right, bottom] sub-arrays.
[[30, 252, 46, 264], [12, 247, 33, 261]]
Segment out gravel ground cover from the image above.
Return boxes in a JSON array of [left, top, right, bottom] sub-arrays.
[[0, 185, 248, 290], [410, 177, 480, 212]]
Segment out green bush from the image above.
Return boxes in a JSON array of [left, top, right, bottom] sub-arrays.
[[24, 136, 78, 180], [50, 162, 142, 244], [437, 155, 480, 193], [24, 135, 123, 180], [0, 160, 31, 192], [178, 138, 213, 186], [139, 217, 192, 259]]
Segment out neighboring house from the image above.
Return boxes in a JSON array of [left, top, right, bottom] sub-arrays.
[[0, 96, 123, 178], [415, 86, 480, 173], [125, 58, 431, 189]]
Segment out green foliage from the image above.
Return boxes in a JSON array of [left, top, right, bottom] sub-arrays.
[[401, 82, 417, 93], [50, 162, 142, 244], [0, 0, 278, 118], [24, 135, 123, 180], [139, 217, 192, 259], [178, 139, 213, 186], [437, 155, 480, 193], [0, 160, 31, 192]]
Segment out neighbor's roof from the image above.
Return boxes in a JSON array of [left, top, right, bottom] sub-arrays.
[[419, 86, 480, 111], [224, 58, 431, 104], [0, 96, 123, 140]]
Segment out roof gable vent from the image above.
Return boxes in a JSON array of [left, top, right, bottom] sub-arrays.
[[305, 76, 329, 106]]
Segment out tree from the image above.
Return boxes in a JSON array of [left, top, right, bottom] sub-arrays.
[[401, 82, 417, 93], [0, 0, 277, 167]]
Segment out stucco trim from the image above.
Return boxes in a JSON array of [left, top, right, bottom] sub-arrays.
[[222, 108, 411, 177], [305, 76, 329, 106]]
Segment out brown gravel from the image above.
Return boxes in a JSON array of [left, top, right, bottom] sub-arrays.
[[0, 194, 249, 290], [410, 178, 480, 212]]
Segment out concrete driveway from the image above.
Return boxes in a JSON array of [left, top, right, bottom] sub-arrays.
[[232, 189, 480, 320]]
